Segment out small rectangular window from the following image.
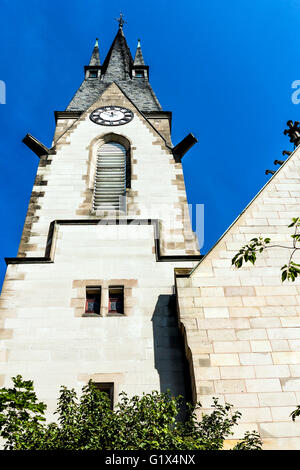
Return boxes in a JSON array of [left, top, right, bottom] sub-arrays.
[[108, 286, 124, 315], [89, 70, 98, 78], [94, 382, 114, 409], [135, 70, 144, 78], [84, 286, 101, 315]]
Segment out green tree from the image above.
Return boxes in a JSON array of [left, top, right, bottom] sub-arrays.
[[232, 217, 300, 282], [0, 375, 262, 450], [233, 217, 300, 424]]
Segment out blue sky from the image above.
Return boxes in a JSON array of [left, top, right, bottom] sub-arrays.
[[0, 0, 300, 289]]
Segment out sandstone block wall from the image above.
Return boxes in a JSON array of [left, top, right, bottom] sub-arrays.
[[1, 223, 197, 419], [176, 145, 300, 449]]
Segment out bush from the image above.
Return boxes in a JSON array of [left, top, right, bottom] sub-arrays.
[[0, 376, 262, 450]]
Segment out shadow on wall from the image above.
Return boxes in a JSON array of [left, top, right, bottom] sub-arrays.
[[151, 294, 192, 416]]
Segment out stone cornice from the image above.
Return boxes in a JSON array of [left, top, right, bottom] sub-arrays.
[[5, 219, 202, 265]]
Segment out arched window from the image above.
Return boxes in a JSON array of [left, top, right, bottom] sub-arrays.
[[93, 142, 127, 212]]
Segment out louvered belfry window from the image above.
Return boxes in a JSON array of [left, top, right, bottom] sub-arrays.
[[93, 142, 126, 211]]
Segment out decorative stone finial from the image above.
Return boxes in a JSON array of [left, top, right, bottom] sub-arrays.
[[284, 120, 300, 147], [115, 13, 126, 29]]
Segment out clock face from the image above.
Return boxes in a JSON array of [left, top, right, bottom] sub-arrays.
[[90, 106, 134, 126]]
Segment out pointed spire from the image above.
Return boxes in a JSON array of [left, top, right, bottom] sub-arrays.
[[101, 27, 133, 80], [89, 38, 100, 66], [134, 38, 145, 66], [66, 23, 162, 113]]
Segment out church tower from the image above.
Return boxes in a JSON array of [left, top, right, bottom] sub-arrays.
[[0, 20, 200, 415]]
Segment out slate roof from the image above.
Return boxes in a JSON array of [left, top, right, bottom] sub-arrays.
[[66, 28, 162, 113]]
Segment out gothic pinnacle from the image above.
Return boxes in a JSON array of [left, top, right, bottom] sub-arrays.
[[89, 37, 100, 66]]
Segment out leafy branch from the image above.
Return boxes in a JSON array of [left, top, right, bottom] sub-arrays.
[[232, 217, 300, 282], [291, 406, 300, 422]]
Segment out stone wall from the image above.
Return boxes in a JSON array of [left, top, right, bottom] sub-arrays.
[[176, 145, 300, 449], [1, 223, 197, 419]]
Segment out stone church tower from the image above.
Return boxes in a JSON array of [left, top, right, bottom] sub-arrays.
[[4, 20, 299, 450], [0, 23, 200, 416]]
